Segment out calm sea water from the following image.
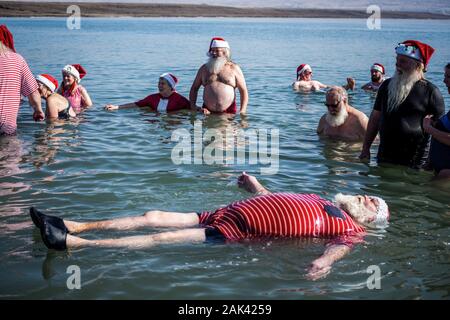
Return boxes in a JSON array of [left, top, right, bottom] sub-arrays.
[[0, 17, 449, 299]]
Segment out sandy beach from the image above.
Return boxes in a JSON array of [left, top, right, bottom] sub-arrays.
[[1, 1, 449, 19]]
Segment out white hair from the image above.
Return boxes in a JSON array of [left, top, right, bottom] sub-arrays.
[[334, 193, 375, 226], [206, 56, 228, 75], [327, 86, 348, 101], [387, 63, 424, 113], [325, 86, 349, 127], [325, 106, 348, 127]]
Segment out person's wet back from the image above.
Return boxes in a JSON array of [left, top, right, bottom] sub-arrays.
[[36, 74, 76, 120]]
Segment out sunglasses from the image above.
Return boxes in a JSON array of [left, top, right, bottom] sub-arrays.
[[324, 101, 341, 108]]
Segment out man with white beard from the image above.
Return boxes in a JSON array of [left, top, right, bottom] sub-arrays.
[[360, 40, 445, 168], [30, 172, 389, 280], [190, 37, 248, 114], [317, 86, 368, 141]]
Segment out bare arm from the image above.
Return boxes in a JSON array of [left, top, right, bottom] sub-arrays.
[[189, 66, 204, 110], [357, 112, 369, 138], [424, 115, 450, 146], [80, 86, 93, 108], [237, 172, 271, 195], [27, 90, 45, 121], [316, 81, 329, 89], [342, 77, 356, 91], [104, 102, 140, 111], [360, 109, 381, 159], [234, 64, 248, 114], [307, 244, 351, 280]]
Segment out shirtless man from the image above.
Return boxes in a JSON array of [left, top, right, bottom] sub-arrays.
[[292, 64, 355, 92], [317, 87, 368, 141], [189, 37, 248, 114], [361, 63, 387, 92]]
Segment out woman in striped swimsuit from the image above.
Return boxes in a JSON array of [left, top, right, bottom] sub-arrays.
[[30, 173, 389, 279]]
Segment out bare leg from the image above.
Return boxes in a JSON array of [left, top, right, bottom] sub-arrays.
[[64, 211, 200, 234], [237, 172, 271, 195], [66, 228, 206, 249]]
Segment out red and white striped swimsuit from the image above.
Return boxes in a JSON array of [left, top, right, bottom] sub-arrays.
[[199, 193, 365, 244], [0, 52, 38, 135]]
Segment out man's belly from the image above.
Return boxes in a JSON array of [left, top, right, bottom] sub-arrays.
[[203, 82, 235, 112]]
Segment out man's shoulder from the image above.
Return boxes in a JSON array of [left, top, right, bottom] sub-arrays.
[[318, 113, 327, 122], [375, 78, 390, 94], [348, 106, 368, 118], [417, 78, 439, 91], [227, 61, 241, 70]]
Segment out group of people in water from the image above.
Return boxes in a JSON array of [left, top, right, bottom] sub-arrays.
[[1, 23, 449, 280]]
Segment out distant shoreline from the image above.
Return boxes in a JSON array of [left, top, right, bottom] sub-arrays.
[[1, 1, 449, 19]]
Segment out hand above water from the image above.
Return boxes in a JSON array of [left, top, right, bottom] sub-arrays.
[[306, 258, 332, 281], [359, 148, 370, 161], [104, 104, 119, 111], [201, 107, 211, 115], [347, 77, 356, 90], [33, 109, 45, 121], [423, 115, 435, 134]]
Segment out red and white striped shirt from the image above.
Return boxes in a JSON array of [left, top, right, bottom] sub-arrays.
[[0, 52, 38, 135], [199, 193, 366, 243]]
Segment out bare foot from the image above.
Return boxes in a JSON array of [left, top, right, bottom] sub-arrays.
[[237, 172, 265, 194]]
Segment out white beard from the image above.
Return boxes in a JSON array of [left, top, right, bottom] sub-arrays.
[[325, 107, 348, 127], [334, 193, 372, 225], [206, 57, 228, 74], [387, 70, 421, 113]]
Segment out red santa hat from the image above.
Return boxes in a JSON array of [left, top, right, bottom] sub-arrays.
[[0, 25, 15, 52], [296, 64, 312, 79], [62, 64, 87, 83], [395, 40, 435, 70], [160, 73, 178, 89], [36, 74, 59, 93], [371, 63, 385, 74], [207, 37, 230, 56]]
